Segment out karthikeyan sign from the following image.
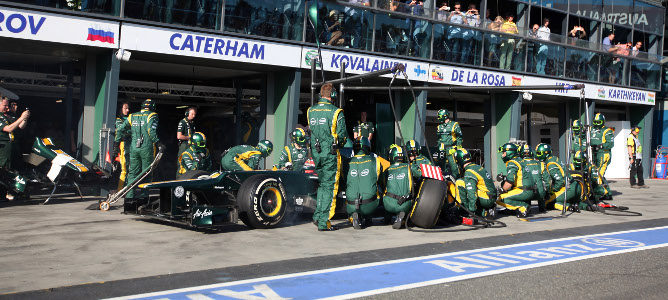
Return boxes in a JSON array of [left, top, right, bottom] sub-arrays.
[[120, 24, 302, 68], [0, 6, 118, 48]]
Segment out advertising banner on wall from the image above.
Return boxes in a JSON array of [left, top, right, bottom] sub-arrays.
[[427, 63, 654, 106], [0, 6, 119, 48], [120, 24, 302, 68], [300, 48, 430, 82]]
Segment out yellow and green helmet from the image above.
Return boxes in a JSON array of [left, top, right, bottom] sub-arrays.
[[572, 120, 582, 134], [405, 140, 420, 155], [534, 143, 552, 161], [142, 98, 156, 111], [388, 144, 404, 163], [437, 109, 450, 122], [291, 128, 307, 146], [593, 113, 605, 128], [519, 144, 533, 158], [454, 148, 472, 166], [190, 132, 207, 149], [257, 140, 273, 157], [498, 143, 519, 162], [572, 150, 587, 169]]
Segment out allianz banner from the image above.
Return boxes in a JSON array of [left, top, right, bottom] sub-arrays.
[[0, 6, 118, 48]]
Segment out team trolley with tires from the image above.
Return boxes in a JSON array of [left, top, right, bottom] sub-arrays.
[[129, 169, 335, 229]]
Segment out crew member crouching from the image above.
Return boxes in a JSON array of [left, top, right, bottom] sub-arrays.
[[382, 144, 413, 229], [496, 143, 536, 218], [535, 143, 584, 212], [177, 132, 212, 175], [221, 140, 273, 171], [346, 137, 388, 229], [454, 148, 497, 223]]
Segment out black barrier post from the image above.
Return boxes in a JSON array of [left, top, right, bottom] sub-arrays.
[[340, 62, 346, 108], [310, 58, 317, 106]]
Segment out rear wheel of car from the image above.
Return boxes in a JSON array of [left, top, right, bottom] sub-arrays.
[[237, 174, 289, 229], [409, 178, 447, 228]]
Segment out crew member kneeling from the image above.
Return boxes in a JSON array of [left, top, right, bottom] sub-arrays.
[[570, 151, 610, 208], [519, 144, 547, 212], [497, 143, 536, 218], [454, 148, 497, 222], [382, 144, 413, 229], [535, 143, 584, 212], [221, 140, 273, 171], [177, 132, 212, 175], [275, 128, 309, 171], [346, 137, 387, 230]]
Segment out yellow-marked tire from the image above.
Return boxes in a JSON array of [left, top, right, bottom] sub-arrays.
[[409, 178, 448, 228], [237, 175, 288, 229]]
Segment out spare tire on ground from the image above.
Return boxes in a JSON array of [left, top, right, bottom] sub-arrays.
[[409, 178, 447, 228], [237, 174, 290, 229]]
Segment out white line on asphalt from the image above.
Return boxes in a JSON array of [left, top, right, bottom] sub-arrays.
[[319, 243, 668, 300], [107, 225, 668, 300]]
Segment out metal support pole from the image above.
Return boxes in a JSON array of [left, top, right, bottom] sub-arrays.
[[344, 84, 585, 92], [339, 62, 346, 108], [311, 58, 317, 106], [312, 65, 403, 88]]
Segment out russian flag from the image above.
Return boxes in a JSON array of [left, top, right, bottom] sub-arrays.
[[87, 28, 115, 44]]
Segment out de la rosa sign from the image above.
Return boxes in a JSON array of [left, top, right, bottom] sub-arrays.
[[0, 6, 118, 48]]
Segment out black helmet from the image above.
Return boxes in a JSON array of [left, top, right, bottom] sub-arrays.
[[353, 137, 371, 154]]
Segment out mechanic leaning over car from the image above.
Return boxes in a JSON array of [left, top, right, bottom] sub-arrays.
[[535, 143, 585, 212], [519, 144, 547, 212], [454, 148, 497, 222], [436, 109, 463, 178], [114, 98, 165, 205], [406, 139, 433, 179], [275, 128, 309, 171], [346, 137, 388, 230], [220, 140, 273, 171], [177, 132, 212, 175], [176, 107, 197, 169], [496, 143, 536, 218], [114, 101, 131, 190], [589, 113, 613, 200], [307, 83, 349, 231], [382, 144, 413, 229]]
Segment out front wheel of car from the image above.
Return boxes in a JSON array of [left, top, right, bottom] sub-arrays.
[[237, 175, 289, 229]]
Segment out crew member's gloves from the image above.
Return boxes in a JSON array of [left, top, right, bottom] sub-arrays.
[[157, 142, 166, 153], [496, 173, 506, 182], [111, 141, 120, 159]]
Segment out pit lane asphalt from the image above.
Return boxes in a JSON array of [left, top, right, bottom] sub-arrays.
[[0, 180, 666, 299]]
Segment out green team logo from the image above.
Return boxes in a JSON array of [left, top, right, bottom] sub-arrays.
[[304, 50, 321, 67]]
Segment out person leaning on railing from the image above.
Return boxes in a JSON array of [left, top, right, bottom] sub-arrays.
[[498, 13, 518, 70]]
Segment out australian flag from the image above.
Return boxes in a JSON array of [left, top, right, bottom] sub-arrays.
[[87, 28, 115, 44]]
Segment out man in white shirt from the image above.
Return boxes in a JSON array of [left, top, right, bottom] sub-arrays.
[[535, 18, 551, 75]]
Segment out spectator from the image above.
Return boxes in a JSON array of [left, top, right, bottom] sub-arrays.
[[325, 10, 345, 46], [345, 0, 371, 48], [627, 127, 647, 188], [406, 0, 424, 16], [436, 1, 450, 21], [447, 3, 464, 61], [529, 24, 539, 38], [535, 18, 550, 75], [498, 13, 518, 70], [602, 33, 619, 83], [569, 25, 587, 42], [461, 3, 481, 64], [486, 15, 504, 66], [631, 41, 642, 57]]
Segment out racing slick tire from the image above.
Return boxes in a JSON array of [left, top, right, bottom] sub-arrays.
[[237, 174, 289, 229], [409, 178, 447, 228], [177, 170, 211, 180]]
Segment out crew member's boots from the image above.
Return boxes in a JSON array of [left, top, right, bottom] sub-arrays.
[[393, 211, 406, 229]]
